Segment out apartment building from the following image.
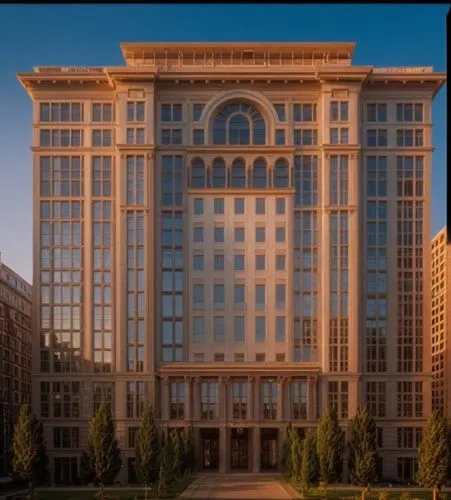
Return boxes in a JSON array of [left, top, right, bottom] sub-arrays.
[[431, 227, 450, 417], [0, 254, 32, 477], [17, 42, 445, 484]]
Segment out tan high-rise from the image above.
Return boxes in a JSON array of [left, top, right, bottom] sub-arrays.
[[18, 42, 445, 484]]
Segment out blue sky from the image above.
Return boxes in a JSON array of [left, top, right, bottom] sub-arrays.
[[0, 4, 447, 282]]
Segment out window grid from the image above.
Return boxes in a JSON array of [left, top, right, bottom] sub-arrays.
[[126, 381, 146, 418], [366, 381, 386, 417], [329, 155, 348, 205], [170, 380, 185, 420], [92, 157, 112, 197], [328, 381, 349, 419], [40, 129, 83, 147], [40, 157, 83, 197], [291, 379, 308, 420], [200, 381, 219, 419], [40, 103, 82, 122]]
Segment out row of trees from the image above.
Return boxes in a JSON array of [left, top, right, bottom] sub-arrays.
[[283, 405, 450, 500], [12, 402, 195, 500]]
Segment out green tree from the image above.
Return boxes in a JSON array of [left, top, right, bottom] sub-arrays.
[[282, 424, 293, 478], [348, 404, 378, 497], [316, 407, 345, 491], [301, 430, 319, 490], [30, 416, 49, 486], [11, 404, 40, 498], [416, 410, 449, 500], [157, 432, 173, 498], [88, 403, 122, 500], [135, 403, 159, 496], [79, 449, 96, 485], [171, 430, 183, 478], [183, 427, 196, 474], [290, 428, 303, 484]]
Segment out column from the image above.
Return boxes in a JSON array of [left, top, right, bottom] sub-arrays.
[[247, 376, 254, 420], [193, 377, 201, 420], [184, 376, 192, 423], [219, 426, 229, 474], [252, 427, 261, 473], [161, 377, 169, 422], [308, 376, 317, 421], [277, 377, 285, 421]]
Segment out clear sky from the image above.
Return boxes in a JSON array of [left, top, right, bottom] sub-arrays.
[[0, 4, 447, 283]]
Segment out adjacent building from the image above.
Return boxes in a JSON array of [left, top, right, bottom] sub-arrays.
[[17, 42, 445, 484], [0, 254, 32, 477], [431, 227, 451, 417]]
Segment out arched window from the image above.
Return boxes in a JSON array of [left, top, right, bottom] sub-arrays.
[[212, 158, 226, 188], [230, 159, 246, 188], [252, 158, 267, 188], [274, 158, 289, 188], [191, 158, 206, 188], [213, 103, 266, 145]]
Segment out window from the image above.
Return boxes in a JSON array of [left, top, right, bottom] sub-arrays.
[[256, 353, 266, 362], [328, 381, 349, 419], [274, 104, 286, 121], [127, 128, 145, 145], [234, 227, 245, 242], [255, 254, 265, 271], [193, 316, 204, 342], [274, 158, 289, 188], [255, 316, 266, 342], [252, 159, 267, 188], [276, 316, 286, 342], [396, 156, 423, 197], [231, 159, 246, 188], [234, 284, 245, 310], [330, 127, 349, 145], [234, 316, 245, 342], [161, 104, 182, 122], [276, 129, 286, 145], [214, 316, 225, 342], [40, 102, 82, 122], [276, 198, 286, 214], [330, 101, 349, 121], [127, 102, 145, 122], [294, 128, 318, 146], [53, 428, 79, 449], [213, 102, 265, 145], [214, 198, 224, 215], [256, 227, 265, 243], [40, 129, 83, 147], [161, 155, 184, 205], [294, 155, 318, 207], [396, 103, 423, 122], [193, 129, 204, 145], [214, 353, 225, 362], [294, 103, 317, 122], [262, 380, 277, 419], [255, 198, 265, 214], [40, 157, 82, 197], [214, 254, 225, 271], [276, 254, 286, 270], [276, 284, 286, 309], [276, 227, 286, 243], [367, 156, 387, 197], [255, 284, 265, 310], [366, 381, 386, 417], [212, 158, 226, 188], [126, 381, 145, 418], [190, 158, 206, 188], [292, 380, 307, 419], [396, 129, 424, 147], [193, 104, 204, 121], [234, 198, 245, 214], [92, 103, 113, 122], [193, 254, 204, 271], [193, 284, 204, 310], [367, 103, 387, 122], [126, 156, 144, 205], [92, 129, 112, 147], [200, 381, 219, 419], [170, 381, 185, 419], [367, 129, 388, 147], [329, 155, 348, 205], [161, 129, 182, 145], [234, 254, 245, 271], [128, 427, 138, 448], [232, 381, 247, 419], [214, 226, 225, 243], [193, 226, 204, 243], [193, 198, 204, 215], [214, 284, 225, 309]]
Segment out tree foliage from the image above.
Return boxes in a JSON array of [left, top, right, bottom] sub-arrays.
[[316, 407, 345, 487], [183, 427, 196, 474], [416, 410, 449, 500], [282, 424, 293, 478], [301, 430, 319, 489], [290, 428, 303, 484], [348, 405, 378, 487], [135, 403, 159, 485], [88, 403, 122, 500], [171, 430, 183, 479]]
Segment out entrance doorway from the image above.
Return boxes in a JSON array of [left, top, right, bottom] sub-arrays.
[[261, 428, 278, 470], [201, 428, 219, 470], [231, 428, 248, 470]]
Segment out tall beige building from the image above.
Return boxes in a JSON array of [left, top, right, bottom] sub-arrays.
[[0, 254, 32, 477], [18, 42, 445, 485], [431, 227, 451, 417]]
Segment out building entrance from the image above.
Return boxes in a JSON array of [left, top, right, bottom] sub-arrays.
[[231, 428, 248, 469], [201, 428, 219, 470], [261, 428, 278, 470]]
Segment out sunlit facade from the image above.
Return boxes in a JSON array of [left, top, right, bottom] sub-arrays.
[[18, 42, 445, 484]]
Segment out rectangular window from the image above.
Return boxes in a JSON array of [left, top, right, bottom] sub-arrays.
[[330, 127, 349, 145], [331, 101, 349, 121], [193, 316, 204, 342], [255, 316, 266, 342], [193, 226, 204, 243], [214, 254, 225, 271], [126, 156, 144, 205], [234, 227, 245, 242], [234, 316, 245, 342], [274, 104, 286, 121], [92, 129, 112, 147], [276, 254, 286, 270], [255, 198, 265, 215], [127, 128, 145, 145], [396, 103, 423, 122], [276, 226, 286, 243], [276, 129, 286, 145], [276, 284, 286, 309], [276, 316, 286, 342], [53, 428, 79, 449], [294, 103, 317, 122], [200, 381, 219, 420], [396, 129, 424, 147], [161, 129, 182, 145], [193, 104, 204, 121], [292, 380, 308, 420], [40, 156, 83, 197], [127, 102, 145, 122], [214, 198, 224, 215], [214, 316, 225, 342], [40, 102, 82, 122], [40, 129, 83, 147], [170, 382, 185, 420], [255, 254, 265, 271], [161, 155, 184, 206], [294, 128, 318, 146], [329, 155, 348, 205], [193, 198, 204, 215], [367, 103, 387, 123], [161, 103, 183, 122], [193, 253, 204, 271], [276, 198, 286, 214], [234, 254, 245, 271], [214, 226, 225, 243], [255, 284, 265, 310], [255, 227, 266, 243], [92, 103, 113, 122], [234, 198, 245, 215], [367, 129, 388, 147], [193, 284, 204, 310], [214, 284, 225, 309], [193, 129, 204, 145], [234, 284, 245, 310]]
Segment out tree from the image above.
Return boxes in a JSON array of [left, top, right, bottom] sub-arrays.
[[416, 410, 449, 500], [316, 407, 345, 491], [30, 416, 49, 486], [348, 404, 378, 497], [135, 403, 159, 496], [290, 428, 303, 484], [11, 404, 39, 498], [183, 427, 196, 474], [88, 403, 122, 500], [281, 424, 293, 478], [157, 431, 173, 499], [79, 450, 96, 485], [301, 430, 319, 490], [171, 430, 183, 478]]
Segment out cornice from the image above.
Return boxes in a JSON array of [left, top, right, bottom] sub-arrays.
[[187, 187, 295, 195]]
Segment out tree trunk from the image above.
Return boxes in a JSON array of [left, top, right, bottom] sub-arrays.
[[100, 481, 104, 500], [361, 488, 365, 500], [433, 488, 437, 500]]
